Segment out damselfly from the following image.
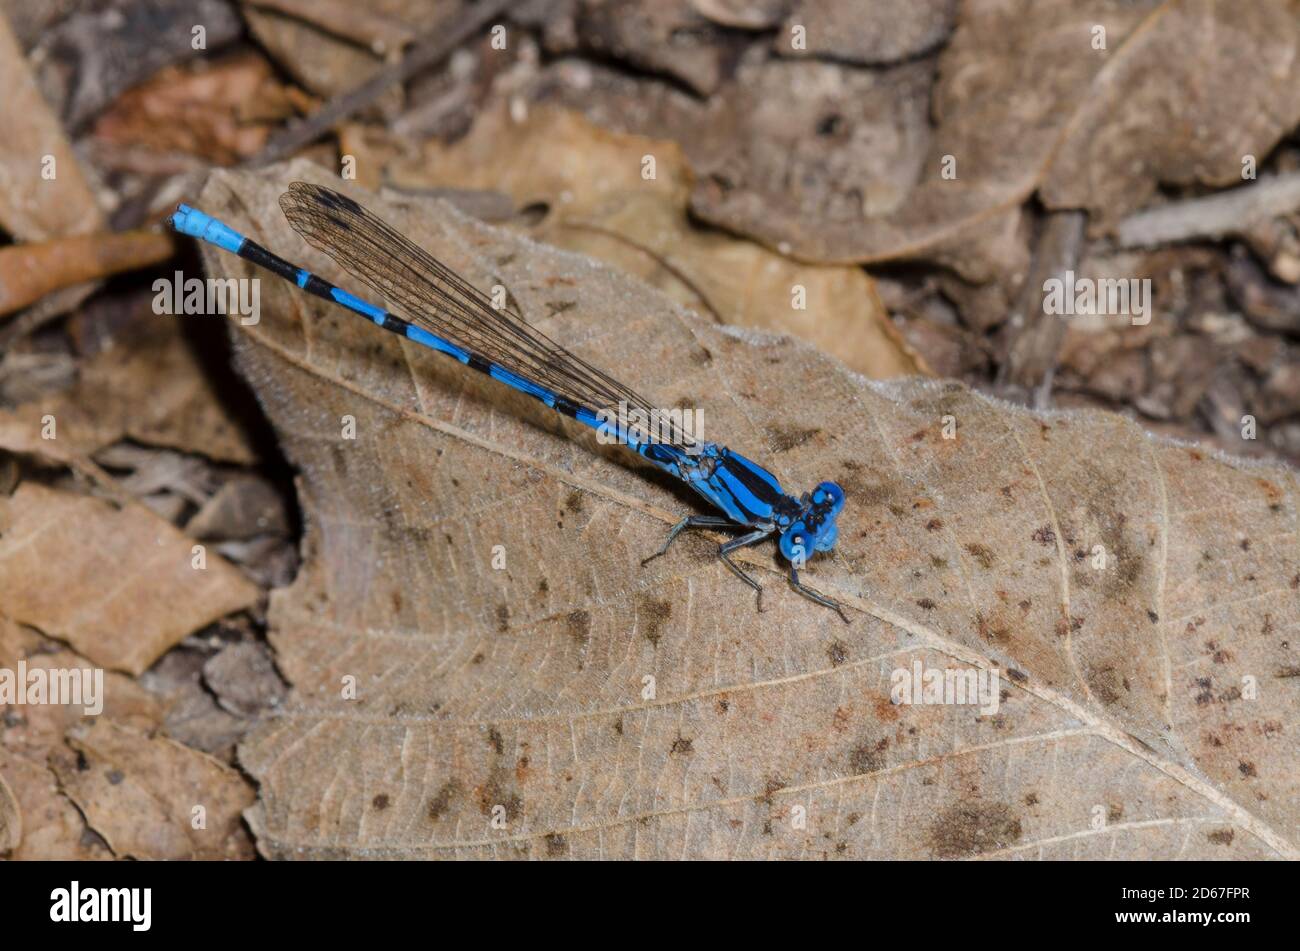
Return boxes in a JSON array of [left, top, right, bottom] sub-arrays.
[[169, 183, 849, 620]]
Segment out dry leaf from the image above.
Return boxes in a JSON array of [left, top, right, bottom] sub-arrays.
[[174, 166, 1296, 858], [138, 647, 249, 761], [692, 0, 1300, 284], [91, 53, 287, 166], [690, 0, 787, 30], [0, 748, 112, 860], [1039, 0, 1300, 227], [0, 615, 160, 859], [776, 0, 958, 65], [0, 318, 258, 465], [243, 5, 392, 100], [244, 0, 456, 54], [527, 57, 714, 150], [185, 473, 292, 541], [0, 0, 76, 47], [203, 642, 287, 718], [54, 719, 255, 860], [26, 0, 243, 130], [0, 483, 259, 674], [380, 104, 925, 378], [575, 0, 741, 96], [688, 53, 937, 251], [0, 766, 19, 854], [522, 52, 1026, 290], [0, 617, 162, 751], [0, 14, 103, 240]]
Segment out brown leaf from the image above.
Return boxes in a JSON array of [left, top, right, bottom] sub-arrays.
[[0, 318, 257, 465], [776, 0, 958, 65], [54, 719, 255, 860], [177, 166, 1296, 858], [203, 642, 287, 718], [91, 53, 287, 166], [243, 5, 391, 100], [526, 58, 716, 150], [382, 104, 926, 378], [521, 55, 1016, 278], [1039, 0, 1300, 227], [687, 54, 940, 260], [693, 0, 1300, 283], [690, 0, 787, 29], [575, 0, 741, 95], [0, 766, 19, 854], [26, 0, 243, 130], [0, 615, 161, 859], [185, 473, 292, 541], [0, 618, 163, 751], [0, 748, 112, 860], [244, 0, 452, 54], [525, 52, 1027, 292], [0, 483, 259, 674], [0, 14, 103, 240], [138, 647, 249, 761]]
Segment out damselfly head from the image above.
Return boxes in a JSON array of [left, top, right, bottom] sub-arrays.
[[778, 481, 845, 562]]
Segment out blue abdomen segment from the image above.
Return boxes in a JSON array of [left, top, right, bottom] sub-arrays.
[[331, 287, 387, 324], [404, 322, 472, 364]]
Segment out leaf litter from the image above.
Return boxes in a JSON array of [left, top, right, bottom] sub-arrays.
[[1, 0, 1299, 864]]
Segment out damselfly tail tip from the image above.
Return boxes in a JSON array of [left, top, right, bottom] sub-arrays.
[[167, 204, 197, 235], [166, 205, 246, 253]]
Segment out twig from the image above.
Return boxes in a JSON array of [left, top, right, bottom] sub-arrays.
[[245, 0, 516, 168], [997, 210, 1087, 399], [0, 230, 175, 317], [1116, 172, 1300, 249]]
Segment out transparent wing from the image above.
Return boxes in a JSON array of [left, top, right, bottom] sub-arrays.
[[279, 182, 697, 447]]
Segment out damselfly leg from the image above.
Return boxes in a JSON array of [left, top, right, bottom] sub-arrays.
[[640, 515, 739, 566], [789, 565, 850, 623], [641, 516, 774, 610]]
